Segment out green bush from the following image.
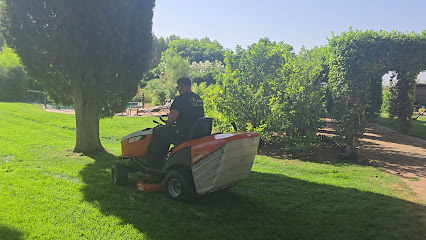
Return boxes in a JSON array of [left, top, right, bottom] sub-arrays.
[[192, 82, 207, 98], [204, 39, 327, 152], [0, 46, 28, 102], [141, 90, 152, 105], [145, 78, 176, 106], [267, 47, 327, 152], [0, 67, 28, 102], [203, 83, 235, 132], [381, 86, 393, 114], [132, 94, 143, 103]]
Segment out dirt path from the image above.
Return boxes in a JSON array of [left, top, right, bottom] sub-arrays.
[[320, 120, 426, 203], [360, 122, 426, 202]]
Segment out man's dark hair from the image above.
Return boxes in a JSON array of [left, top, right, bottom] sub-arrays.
[[177, 76, 192, 86]]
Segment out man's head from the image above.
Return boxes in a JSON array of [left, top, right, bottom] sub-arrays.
[[176, 76, 192, 94]]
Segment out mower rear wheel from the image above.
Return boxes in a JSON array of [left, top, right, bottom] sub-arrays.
[[164, 169, 195, 201], [112, 163, 128, 186]]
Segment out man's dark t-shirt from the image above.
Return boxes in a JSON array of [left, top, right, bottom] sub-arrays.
[[170, 92, 204, 138]]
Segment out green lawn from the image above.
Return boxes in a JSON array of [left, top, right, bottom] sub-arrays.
[[376, 113, 426, 140], [1, 103, 425, 239]]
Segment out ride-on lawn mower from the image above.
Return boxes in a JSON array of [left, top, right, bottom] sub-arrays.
[[112, 116, 260, 201]]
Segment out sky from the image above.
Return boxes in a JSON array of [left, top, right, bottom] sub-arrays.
[[152, 0, 426, 51], [153, 0, 426, 83]]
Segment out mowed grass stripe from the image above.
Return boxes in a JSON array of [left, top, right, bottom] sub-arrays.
[[0, 120, 75, 160], [0, 116, 74, 140], [0, 103, 76, 130]]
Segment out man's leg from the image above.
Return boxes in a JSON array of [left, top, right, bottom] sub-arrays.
[[145, 125, 178, 168]]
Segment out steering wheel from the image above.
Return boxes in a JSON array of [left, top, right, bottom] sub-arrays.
[[159, 115, 168, 124], [153, 115, 168, 125]]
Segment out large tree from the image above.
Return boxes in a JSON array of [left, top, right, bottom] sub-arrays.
[[1, 0, 155, 153]]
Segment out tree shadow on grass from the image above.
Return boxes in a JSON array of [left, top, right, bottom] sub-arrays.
[[81, 152, 425, 240], [0, 225, 24, 240]]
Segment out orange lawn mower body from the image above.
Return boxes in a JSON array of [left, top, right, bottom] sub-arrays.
[[112, 117, 260, 201]]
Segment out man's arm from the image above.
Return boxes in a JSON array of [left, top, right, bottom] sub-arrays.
[[168, 109, 179, 125]]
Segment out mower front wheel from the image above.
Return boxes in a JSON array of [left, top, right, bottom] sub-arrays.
[[112, 163, 128, 186], [164, 169, 195, 201]]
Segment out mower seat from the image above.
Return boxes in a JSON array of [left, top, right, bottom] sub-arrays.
[[173, 117, 213, 146], [187, 117, 213, 140]]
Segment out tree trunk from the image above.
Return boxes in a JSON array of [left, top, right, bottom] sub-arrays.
[[345, 138, 355, 155], [72, 82, 104, 153]]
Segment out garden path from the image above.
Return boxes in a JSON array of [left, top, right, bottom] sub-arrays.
[[360, 122, 426, 202], [321, 120, 426, 203]]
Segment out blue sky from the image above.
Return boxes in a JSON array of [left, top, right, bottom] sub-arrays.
[[152, 0, 426, 82], [153, 0, 426, 51]]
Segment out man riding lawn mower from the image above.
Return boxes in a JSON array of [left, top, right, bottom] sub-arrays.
[[111, 77, 260, 201]]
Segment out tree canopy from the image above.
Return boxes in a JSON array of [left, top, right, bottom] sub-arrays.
[[161, 37, 224, 63], [1, 0, 155, 153], [151, 33, 169, 69]]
